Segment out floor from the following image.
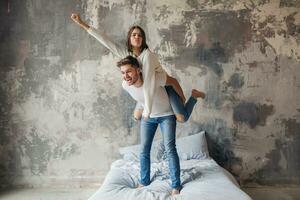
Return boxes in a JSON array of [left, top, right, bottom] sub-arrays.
[[0, 188, 96, 200], [0, 186, 300, 200], [243, 186, 300, 200]]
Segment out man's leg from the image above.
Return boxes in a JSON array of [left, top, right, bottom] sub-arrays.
[[159, 115, 181, 193], [139, 117, 158, 186]]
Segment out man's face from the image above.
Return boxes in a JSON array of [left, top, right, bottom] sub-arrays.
[[120, 64, 140, 86]]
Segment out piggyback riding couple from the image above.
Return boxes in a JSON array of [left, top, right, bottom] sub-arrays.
[[71, 13, 205, 195]]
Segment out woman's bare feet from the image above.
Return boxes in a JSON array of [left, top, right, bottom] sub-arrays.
[[191, 89, 205, 99], [175, 114, 185, 122], [171, 188, 180, 196]]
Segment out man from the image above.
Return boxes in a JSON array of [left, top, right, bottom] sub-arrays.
[[117, 56, 182, 195]]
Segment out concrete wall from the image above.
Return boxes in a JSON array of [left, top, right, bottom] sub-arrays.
[[0, 0, 299, 188]]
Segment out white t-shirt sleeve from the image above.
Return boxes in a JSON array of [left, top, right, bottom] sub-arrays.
[[135, 102, 143, 110]]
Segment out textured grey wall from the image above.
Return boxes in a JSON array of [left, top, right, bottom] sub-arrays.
[[0, 0, 299, 188]]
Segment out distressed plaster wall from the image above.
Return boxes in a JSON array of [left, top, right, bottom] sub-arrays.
[[0, 0, 299, 188]]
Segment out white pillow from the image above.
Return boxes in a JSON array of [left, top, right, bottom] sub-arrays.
[[119, 131, 209, 162], [159, 131, 210, 160], [119, 140, 162, 163], [177, 131, 210, 160]]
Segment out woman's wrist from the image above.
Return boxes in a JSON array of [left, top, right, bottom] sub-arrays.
[[80, 22, 90, 30]]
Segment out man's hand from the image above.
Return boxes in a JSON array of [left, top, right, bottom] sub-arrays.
[[134, 109, 143, 121], [166, 75, 186, 105], [180, 95, 186, 104]]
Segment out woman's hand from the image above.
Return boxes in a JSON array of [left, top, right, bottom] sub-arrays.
[[71, 13, 90, 30], [71, 13, 81, 24]]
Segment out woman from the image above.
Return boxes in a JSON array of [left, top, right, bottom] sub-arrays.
[[70, 13, 205, 122]]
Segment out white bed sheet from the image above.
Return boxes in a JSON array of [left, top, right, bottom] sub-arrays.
[[88, 158, 252, 200]]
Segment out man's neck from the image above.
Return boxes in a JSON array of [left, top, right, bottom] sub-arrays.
[[133, 76, 143, 88]]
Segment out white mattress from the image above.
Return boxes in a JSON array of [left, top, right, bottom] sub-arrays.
[[88, 158, 252, 200]]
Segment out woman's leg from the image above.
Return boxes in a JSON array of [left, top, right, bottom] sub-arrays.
[[159, 115, 181, 191], [139, 117, 158, 186], [165, 86, 199, 122]]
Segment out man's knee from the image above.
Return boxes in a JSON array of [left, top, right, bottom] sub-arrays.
[[165, 147, 178, 159], [140, 144, 151, 155], [164, 141, 177, 154]]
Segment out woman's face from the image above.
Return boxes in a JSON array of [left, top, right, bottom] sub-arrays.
[[130, 28, 143, 49]]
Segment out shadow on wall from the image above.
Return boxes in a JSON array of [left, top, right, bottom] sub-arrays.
[[0, 0, 27, 188], [0, 0, 86, 188], [198, 41, 226, 77], [205, 132, 244, 184], [188, 120, 243, 182]]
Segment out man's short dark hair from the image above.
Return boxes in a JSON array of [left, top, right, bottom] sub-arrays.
[[117, 56, 140, 69]]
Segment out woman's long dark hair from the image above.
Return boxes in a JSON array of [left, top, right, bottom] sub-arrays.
[[126, 26, 148, 54]]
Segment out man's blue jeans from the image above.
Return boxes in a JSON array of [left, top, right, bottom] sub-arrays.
[[165, 86, 197, 122], [139, 115, 181, 189]]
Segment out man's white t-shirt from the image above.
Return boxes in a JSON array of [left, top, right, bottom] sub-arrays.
[[122, 73, 173, 118]]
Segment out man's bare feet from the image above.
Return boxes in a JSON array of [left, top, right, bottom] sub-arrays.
[[136, 184, 144, 189], [171, 188, 180, 196], [191, 89, 205, 99]]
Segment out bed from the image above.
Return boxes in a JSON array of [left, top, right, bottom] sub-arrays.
[[88, 131, 252, 200]]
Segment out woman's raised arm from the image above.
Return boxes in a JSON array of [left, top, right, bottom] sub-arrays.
[[71, 13, 90, 30], [71, 13, 128, 58]]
